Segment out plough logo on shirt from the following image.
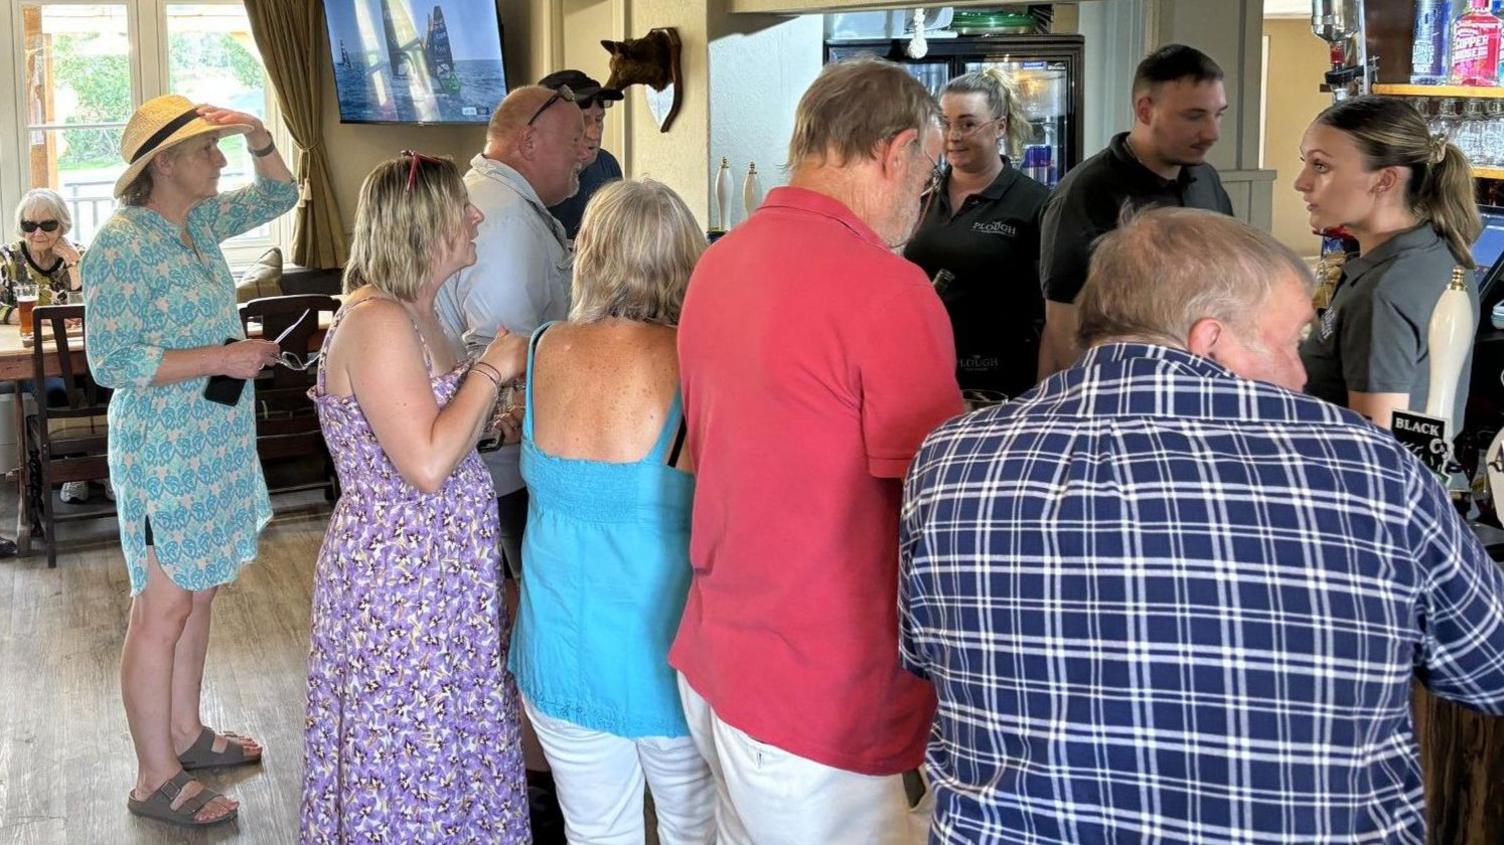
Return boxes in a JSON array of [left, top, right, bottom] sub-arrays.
[[972, 221, 1018, 238], [1319, 304, 1338, 341]]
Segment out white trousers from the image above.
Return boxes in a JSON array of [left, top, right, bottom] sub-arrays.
[[676, 673, 932, 845], [523, 696, 716, 845]]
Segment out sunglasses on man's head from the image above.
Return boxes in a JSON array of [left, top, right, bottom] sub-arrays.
[[400, 149, 446, 192], [528, 84, 577, 127], [21, 220, 59, 234]]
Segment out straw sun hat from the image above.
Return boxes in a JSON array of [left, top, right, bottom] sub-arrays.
[[112, 94, 254, 198]]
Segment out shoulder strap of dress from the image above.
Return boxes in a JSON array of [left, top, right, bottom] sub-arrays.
[[523, 321, 557, 440], [316, 295, 394, 392]]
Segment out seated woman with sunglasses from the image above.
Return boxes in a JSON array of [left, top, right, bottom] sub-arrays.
[[508, 178, 714, 843], [1, 188, 83, 320], [1, 189, 94, 500], [299, 151, 531, 843], [902, 67, 1049, 403]]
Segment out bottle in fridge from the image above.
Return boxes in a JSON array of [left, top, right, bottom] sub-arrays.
[[967, 59, 1069, 187]]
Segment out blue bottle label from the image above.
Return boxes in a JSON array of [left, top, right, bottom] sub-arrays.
[[1412, 0, 1454, 82]]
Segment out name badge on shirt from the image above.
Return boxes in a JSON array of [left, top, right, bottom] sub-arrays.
[[971, 221, 1018, 238], [1318, 305, 1338, 342]]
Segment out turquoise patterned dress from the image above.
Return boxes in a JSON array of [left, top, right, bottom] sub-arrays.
[[83, 176, 297, 593]]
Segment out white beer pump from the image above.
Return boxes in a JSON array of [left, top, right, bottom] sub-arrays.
[[1410, 268, 1477, 509], [1427, 268, 1475, 434]]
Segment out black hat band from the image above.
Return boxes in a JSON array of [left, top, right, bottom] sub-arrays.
[[130, 108, 203, 164]]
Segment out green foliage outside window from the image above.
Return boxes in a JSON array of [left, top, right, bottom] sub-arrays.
[[48, 31, 262, 171]]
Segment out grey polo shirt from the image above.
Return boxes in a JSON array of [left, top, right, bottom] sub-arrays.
[[1300, 223, 1476, 431], [437, 154, 572, 497]]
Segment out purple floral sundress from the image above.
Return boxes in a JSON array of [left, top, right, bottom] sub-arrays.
[[298, 300, 529, 843]]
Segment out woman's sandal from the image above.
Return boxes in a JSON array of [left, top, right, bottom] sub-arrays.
[[178, 727, 263, 770], [126, 770, 238, 827]]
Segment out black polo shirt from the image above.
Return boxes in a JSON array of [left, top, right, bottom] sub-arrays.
[[903, 160, 1049, 396], [1040, 132, 1234, 304]]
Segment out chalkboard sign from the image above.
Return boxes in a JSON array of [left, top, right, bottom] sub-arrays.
[[1392, 409, 1449, 480]]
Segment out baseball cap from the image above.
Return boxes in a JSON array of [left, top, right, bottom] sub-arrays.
[[537, 70, 624, 104]]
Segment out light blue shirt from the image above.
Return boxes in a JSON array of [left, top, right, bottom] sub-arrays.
[[508, 323, 695, 738], [437, 154, 571, 495]]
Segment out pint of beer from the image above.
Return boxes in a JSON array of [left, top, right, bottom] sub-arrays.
[[15, 281, 37, 340]]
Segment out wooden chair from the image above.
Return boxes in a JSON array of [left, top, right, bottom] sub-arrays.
[[25, 304, 114, 568], [238, 294, 341, 504]]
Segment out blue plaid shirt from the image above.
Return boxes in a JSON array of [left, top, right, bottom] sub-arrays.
[[900, 343, 1504, 844]]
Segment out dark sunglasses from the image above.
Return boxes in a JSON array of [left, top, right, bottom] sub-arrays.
[[527, 84, 577, 126], [401, 149, 446, 191], [21, 220, 59, 233]]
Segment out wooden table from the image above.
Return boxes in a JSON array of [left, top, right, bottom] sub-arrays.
[[0, 324, 85, 381]]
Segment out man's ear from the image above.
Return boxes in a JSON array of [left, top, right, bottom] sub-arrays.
[[881, 127, 920, 177], [1132, 91, 1155, 127], [1185, 316, 1223, 358], [517, 125, 539, 161]]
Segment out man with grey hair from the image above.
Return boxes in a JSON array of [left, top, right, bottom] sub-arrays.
[[436, 82, 588, 844], [899, 207, 1504, 843], [671, 58, 963, 843]]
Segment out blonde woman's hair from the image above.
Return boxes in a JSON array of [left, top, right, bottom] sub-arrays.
[[785, 58, 940, 170], [941, 67, 1034, 159], [1078, 207, 1314, 349], [343, 153, 469, 302], [570, 178, 704, 325], [15, 188, 72, 237], [1316, 96, 1482, 268]]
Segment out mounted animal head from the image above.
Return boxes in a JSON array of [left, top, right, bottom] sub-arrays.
[[602, 29, 677, 92]]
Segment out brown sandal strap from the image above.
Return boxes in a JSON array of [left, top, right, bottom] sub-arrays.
[[172, 783, 219, 817], [156, 770, 195, 802], [127, 770, 235, 827], [179, 726, 258, 769]]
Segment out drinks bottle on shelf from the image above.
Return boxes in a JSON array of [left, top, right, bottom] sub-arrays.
[[1412, 0, 1454, 85], [1451, 0, 1502, 86]]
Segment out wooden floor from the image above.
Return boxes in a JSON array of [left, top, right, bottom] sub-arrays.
[[0, 487, 331, 845]]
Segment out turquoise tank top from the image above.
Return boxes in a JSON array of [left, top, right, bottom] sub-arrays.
[[507, 322, 696, 738]]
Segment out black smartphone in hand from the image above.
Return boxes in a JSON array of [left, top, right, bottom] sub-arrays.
[[203, 338, 246, 406]]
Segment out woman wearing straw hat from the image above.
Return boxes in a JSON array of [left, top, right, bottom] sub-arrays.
[[83, 93, 296, 827]]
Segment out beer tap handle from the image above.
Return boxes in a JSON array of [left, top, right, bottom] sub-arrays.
[[1424, 267, 1475, 436]]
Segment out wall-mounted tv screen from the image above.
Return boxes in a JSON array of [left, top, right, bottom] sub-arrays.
[[324, 0, 507, 124]]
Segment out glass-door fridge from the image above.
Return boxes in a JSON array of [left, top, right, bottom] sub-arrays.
[[826, 35, 1084, 188]]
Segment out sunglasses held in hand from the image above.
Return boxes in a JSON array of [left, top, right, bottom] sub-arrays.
[[268, 309, 322, 371]]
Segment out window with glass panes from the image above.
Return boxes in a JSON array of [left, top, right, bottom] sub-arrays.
[[4, 0, 288, 258]]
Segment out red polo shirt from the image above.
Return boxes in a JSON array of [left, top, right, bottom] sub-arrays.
[[671, 186, 963, 775]]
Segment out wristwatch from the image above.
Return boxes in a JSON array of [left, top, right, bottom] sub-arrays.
[[250, 139, 276, 158]]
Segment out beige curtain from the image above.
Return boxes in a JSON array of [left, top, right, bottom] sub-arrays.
[[243, 0, 347, 269]]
